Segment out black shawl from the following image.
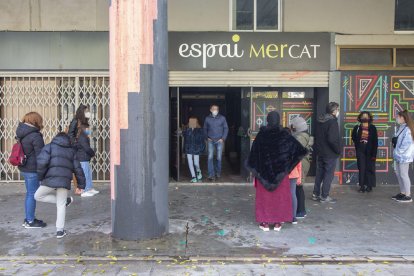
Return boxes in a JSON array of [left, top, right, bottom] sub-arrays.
[[246, 126, 308, 191]]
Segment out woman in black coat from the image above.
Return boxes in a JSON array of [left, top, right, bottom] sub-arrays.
[[68, 104, 90, 145], [351, 111, 378, 192]]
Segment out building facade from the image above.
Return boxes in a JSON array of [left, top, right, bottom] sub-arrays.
[[0, 0, 413, 184]]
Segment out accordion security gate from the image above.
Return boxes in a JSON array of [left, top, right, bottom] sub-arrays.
[[0, 73, 110, 182]]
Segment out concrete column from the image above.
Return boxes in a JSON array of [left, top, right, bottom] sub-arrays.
[[109, 0, 169, 240]]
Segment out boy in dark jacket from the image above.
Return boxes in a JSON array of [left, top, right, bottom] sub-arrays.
[[34, 132, 86, 239], [76, 124, 98, 197]]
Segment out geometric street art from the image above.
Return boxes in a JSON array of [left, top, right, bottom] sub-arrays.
[[341, 71, 414, 185]]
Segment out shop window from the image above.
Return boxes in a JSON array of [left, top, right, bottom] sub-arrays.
[[232, 0, 280, 31], [396, 48, 414, 67], [395, 0, 414, 31], [340, 48, 393, 67]]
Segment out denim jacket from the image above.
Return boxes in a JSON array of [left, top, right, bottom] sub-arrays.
[[393, 124, 414, 163]]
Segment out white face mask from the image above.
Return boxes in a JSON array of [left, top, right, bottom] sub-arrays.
[[336, 111, 340, 118], [212, 110, 218, 116], [85, 112, 91, 119]]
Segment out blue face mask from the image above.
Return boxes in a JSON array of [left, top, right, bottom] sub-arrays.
[[84, 130, 91, 136]]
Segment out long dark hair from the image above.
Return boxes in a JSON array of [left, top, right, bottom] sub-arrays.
[[75, 104, 89, 125], [398, 110, 414, 140]]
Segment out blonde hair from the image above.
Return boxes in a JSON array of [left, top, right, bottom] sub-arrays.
[[22, 112, 43, 130]]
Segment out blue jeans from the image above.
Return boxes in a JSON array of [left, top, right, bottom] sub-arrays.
[[21, 172, 40, 222], [208, 140, 223, 177], [290, 178, 298, 220], [81, 162, 93, 191]]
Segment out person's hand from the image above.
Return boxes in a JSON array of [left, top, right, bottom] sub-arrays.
[[218, 139, 224, 143], [208, 138, 212, 142], [75, 188, 82, 195]]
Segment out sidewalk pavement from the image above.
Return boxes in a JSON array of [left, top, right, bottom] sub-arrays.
[[0, 182, 413, 262]]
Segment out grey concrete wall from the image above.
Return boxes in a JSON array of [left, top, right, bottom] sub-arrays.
[[283, 0, 395, 34], [0, 0, 399, 34], [0, 32, 108, 70], [0, 0, 109, 31], [168, 0, 229, 31]]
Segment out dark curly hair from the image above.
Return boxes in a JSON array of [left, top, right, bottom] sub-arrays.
[[357, 111, 373, 123]]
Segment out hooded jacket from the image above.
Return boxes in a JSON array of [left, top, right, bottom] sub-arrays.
[[37, 134, 86, 190], [246, 126, 308, 191], [314, 114, 341, 158], [16, 122, 45, 173]]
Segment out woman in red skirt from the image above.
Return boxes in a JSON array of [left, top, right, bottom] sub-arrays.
[[246, 112, 307, 231]]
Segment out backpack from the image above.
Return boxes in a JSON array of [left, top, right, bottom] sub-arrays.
[[8, 138, 27, 166]]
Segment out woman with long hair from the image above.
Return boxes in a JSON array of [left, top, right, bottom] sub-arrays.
[[16, 112, 47, 228], [392, 110, 414, 203], [246, 111, 307, 231], [352, 111, 378, 193], [68, 104, 90, 144], [183, 117, 205, 183]]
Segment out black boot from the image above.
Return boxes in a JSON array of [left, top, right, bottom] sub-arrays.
[[358, 186, 366, 193]]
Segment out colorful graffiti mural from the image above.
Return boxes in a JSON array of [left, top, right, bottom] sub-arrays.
[[341, 72, 414, 184]]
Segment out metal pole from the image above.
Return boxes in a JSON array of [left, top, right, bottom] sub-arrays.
[[109, 0, 169, 240]]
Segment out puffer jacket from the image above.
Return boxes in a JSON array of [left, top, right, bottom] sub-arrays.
[[76, 132, 95, 162], [16, 122, 45, 173], [393, 124, 414, 163], [37, 134, 86, 190], [183, 128, 206, 155]]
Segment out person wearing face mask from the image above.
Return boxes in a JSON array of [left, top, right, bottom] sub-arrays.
[[352, 111, 378, 193], [392, 110, 414, 203], [68, 104, 91, 145], [313, 102, 341, 203], [76, 124, 98, 197], [203, 104, 229, 181]]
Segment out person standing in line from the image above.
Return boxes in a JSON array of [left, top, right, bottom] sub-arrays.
[[68, 104, 90, 145], [76, 124, 99, 197], [246, 111, 307, 232], [183, 117, 205, 183], [351, 111, 378, 193], [313, 102, 341, 203], [35, 132, 86, 239], [392, 110, 414, 203], [204, 104, 228, 181], [291, 116, 313, 218], [16, 112, 47, 229]]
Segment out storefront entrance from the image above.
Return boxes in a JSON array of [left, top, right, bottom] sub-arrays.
[[170, 87, 320, 183]]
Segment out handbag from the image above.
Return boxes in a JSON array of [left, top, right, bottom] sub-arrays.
[[392, 126, 407, 149]]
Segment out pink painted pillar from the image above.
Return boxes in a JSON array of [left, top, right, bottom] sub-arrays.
[[109, 0, 169, 240]]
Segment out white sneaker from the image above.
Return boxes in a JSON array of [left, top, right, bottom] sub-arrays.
[[81, 191, 95, 197], [89, 189, 100, 195]]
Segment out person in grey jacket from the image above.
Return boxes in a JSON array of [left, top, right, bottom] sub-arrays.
[[35, 132, 86, 239], [203, 104, 229, 180], [392, 110, 414, 203]]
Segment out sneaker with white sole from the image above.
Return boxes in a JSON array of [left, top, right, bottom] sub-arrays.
[[320, 196, 337, 204], [312, 193, 320, 201], [23, 219, 47, 229], [89, 189, 100, 195], [274, 223, 282, 232], [259, 223, 270, 231], [396, 196, 413, 203], [66, 197, 73, 207], [56, 230, 67, 239], [81, 190, 95, 197]]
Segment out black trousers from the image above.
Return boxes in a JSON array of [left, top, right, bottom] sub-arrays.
[[296, 185, 306, 214], [356, 144, 376, 188]]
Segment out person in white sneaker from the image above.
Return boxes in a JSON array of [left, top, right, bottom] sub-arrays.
[[75, 124, 99, 197]]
